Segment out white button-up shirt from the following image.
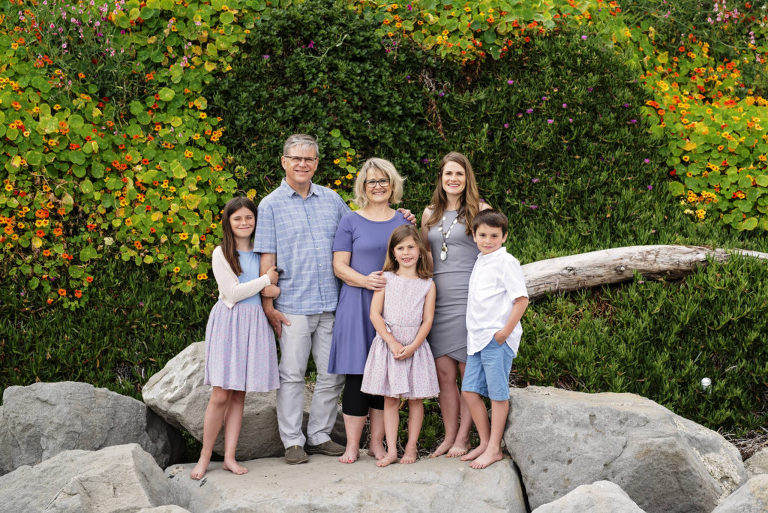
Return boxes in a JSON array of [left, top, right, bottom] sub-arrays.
[[466, 247, 528, 355]]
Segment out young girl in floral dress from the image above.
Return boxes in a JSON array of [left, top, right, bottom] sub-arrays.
[[361, 225, 439, 467]]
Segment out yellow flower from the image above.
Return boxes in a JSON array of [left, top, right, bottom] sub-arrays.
[[346, 174, 353, 179], [179, 233, 189, 240], [696, 209, 705, 219], [173, 266, 180, 273], [53, 104, 61, 110], [334, 179, 342, 185], [197, 273, 208, 280]]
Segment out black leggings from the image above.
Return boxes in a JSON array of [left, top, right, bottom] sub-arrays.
[[342, 374, 384, 416]]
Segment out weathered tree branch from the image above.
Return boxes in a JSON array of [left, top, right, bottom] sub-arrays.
[[522, 245, 768, 300]]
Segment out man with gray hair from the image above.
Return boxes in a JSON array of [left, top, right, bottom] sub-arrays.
[[255, 134, 349, 464]]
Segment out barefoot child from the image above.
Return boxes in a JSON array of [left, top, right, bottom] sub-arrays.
[[361, 225, 439, 467], [190, 197, 280, 480], [461, 209, 529, 469]]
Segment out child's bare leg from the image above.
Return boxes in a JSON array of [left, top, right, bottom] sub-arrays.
[[222, 390, 248, 475], [377, 397, 400, 467], [367, 408, 386, 459], [191, 387, 231, 480], [461, 390, 490, 462], [448, 362, 472, 457], [400, 399, 423, 464], [340, 414, 365, 463], [470, 399, 508, 469], [431, 356, 459, 457]]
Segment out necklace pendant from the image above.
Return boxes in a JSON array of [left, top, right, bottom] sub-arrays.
[[440, 243, 447, 261]]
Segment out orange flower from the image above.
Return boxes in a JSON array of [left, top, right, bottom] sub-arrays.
[[58, 288, 67, 296], [86, 276, 94, 283], [74, 289, 82, 298]]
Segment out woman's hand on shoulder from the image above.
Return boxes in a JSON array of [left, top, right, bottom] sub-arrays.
[[479, 201, 492, 211], [396, 207, 417, 225], [365, 270, 387, 291]]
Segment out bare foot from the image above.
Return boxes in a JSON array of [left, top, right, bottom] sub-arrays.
[[190, 455, 210, 480], [376, 453, 399, 467], [429, 439, 454, 458], [338, 448, 359, 464], [367, 441, 387, 460], [469, 449, 504, 469], [222, 458, 248, 475], [446, 443, 469, 458], [399, 446, 418, 464], [460, 444, 487, 462]]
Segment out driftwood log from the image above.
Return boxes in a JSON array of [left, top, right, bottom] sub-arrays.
[[522, 245, 768, 300]]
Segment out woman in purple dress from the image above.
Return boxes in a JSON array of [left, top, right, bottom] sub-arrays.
[[328, 158, 409, 464]]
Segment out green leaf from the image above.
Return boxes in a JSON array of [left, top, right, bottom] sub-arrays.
[[158, 87, 175, 102], [80, 179, 94, 194], [668, 181, 685, 196]]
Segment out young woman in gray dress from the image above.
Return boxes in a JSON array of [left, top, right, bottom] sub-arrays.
[[420, 152, 491, 458]]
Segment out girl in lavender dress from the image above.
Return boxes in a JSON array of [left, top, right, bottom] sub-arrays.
[[190, 197, 280, 480], [361, 225, 439, 467]]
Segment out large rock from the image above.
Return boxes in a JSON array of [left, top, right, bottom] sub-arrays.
[[137, 507, 192, 513], [143, 342, 344, 460], [0, 381, 183, 475], [504, 386, 747, 513], [711, 474, 768, 513], [745, 447, 768, 477], [532, 480, 646, 513], [0, 443, 171, 513], [165, 454, 526, 513]]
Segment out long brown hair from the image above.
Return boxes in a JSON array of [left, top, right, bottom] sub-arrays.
[[382, 225, 432, 279], [424, 152, 481, 235], [220, 197, 258, 276]]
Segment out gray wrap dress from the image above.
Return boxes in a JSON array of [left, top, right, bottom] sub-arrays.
[[426, 210, 480, 362]]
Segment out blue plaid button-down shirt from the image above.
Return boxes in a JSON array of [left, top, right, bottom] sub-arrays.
[[254, 179, 351, 315]]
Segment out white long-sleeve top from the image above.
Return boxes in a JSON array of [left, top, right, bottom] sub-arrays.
[[211, 246, 271, 308]]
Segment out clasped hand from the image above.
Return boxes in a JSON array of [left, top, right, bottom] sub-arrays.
[[387, 339, 413, 360]]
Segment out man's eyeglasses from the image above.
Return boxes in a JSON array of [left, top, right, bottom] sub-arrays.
[[283, 155, 318, 164], [365, 178, 390, 188]]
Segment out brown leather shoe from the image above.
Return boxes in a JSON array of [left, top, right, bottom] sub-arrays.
[[285, 445, 309, 464], [305, 440, 345, 456]]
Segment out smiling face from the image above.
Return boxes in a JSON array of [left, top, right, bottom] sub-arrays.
[[473, 223, 507, 255], [441, 161, 467, 198], [364, 169, 392, 205], [393, 235, 420, 269], [281, 144, 318, 192], [229, 206, 256, 243]]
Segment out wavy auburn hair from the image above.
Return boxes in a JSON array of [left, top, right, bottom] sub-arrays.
[[424, 152, 481, 235]]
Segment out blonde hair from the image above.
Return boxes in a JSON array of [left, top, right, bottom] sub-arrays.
[[425, 152, 482, 235], [382, 225, 432, 279], [352, 157, 404, 208]]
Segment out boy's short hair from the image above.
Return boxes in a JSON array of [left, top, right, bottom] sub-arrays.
[[471, 209, 509, 236]]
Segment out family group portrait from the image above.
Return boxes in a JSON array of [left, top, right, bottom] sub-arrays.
[[1, 0, 767, 512]]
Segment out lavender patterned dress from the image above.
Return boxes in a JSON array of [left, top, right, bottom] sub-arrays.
[[360, 272, 439, 399], [204, 251, 279, 392]]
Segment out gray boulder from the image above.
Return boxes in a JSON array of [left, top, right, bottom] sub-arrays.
[[745, 447, 768, 477], [0, 381, 183, 475], [504, 386, 747, 513], [0, 443, 171, 513], [143, 342, 343, 460], [165, 453, 526, 513], [532, 480, 646, 513], [711, 474, 768, 513], [137, 507, 192, 513]]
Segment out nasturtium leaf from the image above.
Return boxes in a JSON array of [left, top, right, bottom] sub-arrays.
[[668, 181, 685, 196], [158, 87, 175, 101]]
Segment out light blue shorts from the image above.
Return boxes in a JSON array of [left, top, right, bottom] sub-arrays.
[[462, 338, 516, 401]]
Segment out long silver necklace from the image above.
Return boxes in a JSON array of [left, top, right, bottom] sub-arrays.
[[437, 214, 459, 261]]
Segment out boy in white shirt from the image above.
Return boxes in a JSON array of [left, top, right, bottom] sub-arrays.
[[461, 209, 529, 469]]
